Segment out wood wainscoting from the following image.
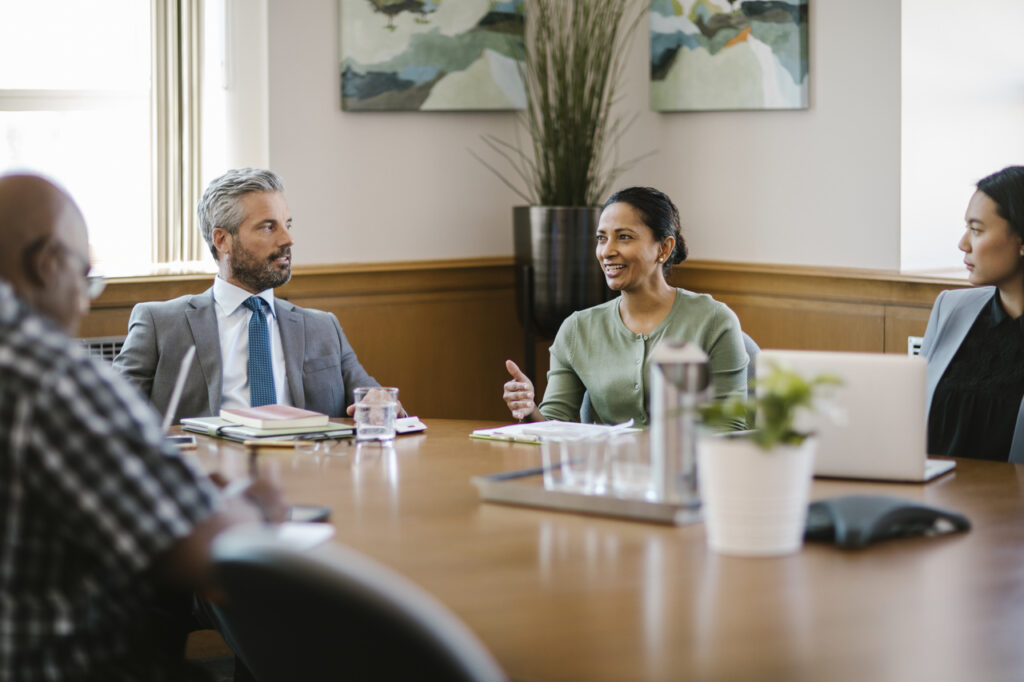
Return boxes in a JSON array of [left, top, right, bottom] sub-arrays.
[[80, 258, 969, 421], [671, 260, 968, 354]]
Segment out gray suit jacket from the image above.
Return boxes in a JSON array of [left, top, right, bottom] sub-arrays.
[[113, 288, 379, 423], [920, 286, 1024, 462]]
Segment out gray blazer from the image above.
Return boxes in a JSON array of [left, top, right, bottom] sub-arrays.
[[920, 286, 1024, 463], [113, 288, 379, 423]]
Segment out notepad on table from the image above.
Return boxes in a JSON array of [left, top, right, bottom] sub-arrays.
[[470, 420, 638, 444], [220, 405, 330, 430], [395, 416, 428, 434]]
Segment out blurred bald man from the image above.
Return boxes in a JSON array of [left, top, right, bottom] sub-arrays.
[[0, 174, 282, 681]]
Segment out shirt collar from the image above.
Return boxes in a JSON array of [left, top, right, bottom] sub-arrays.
[[213, 276, 277, 318], [983, 290, 1024, 332]]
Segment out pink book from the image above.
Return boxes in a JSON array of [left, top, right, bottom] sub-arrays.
[[219, 405, 329, 430]]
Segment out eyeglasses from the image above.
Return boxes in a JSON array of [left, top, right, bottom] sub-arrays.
[[23, 237, 106, 300], [56, 243, 105, 300], [85, 273, 106, 300]]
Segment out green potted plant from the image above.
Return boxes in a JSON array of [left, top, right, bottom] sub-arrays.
[[698, 363, 840, 556], [475, 0, 646, 378]]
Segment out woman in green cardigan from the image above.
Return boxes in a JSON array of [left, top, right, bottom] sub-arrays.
[[503, 186, 748, 426]]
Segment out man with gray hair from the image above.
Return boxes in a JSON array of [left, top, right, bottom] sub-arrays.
[[115, 168, 381, 423]]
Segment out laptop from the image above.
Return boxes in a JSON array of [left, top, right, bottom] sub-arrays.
[[756, 350, 956, 482], [162, 346, 196, 447]]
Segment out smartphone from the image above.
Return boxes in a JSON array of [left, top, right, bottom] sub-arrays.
[[288, 505, 332, 523], [166, 434, 197, 449]]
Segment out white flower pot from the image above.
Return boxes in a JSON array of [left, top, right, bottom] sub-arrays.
[[698, 436, 817, 557]]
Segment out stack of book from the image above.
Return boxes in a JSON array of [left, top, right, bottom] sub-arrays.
[[181, 405, 353, 442]]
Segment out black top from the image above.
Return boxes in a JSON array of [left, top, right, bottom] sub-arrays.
[[928, 292, 1024, 461]]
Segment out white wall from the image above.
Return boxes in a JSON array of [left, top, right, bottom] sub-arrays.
[[267, 0, 901, 270]]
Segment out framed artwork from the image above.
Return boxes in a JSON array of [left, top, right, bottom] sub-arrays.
[[340, 0, 526, 111], [650, 0, 809, 111]]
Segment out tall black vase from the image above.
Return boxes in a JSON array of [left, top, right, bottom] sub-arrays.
[[513, 206, 613, 380]]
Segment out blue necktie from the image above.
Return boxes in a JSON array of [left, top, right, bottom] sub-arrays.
[[243, 296, 276, 407]]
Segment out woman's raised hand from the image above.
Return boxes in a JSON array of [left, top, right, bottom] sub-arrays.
[[503, 359, 542, 422]]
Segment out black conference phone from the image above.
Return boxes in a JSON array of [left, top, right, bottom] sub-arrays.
[[804, 495, 970, 549]]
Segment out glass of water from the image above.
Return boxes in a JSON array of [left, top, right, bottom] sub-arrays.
[[608, 433, 656, 501], [540, 432, 609, 495], [353, 387, 399, 443]]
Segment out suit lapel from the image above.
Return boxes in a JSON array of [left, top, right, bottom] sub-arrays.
[[926, 289, 990, 415], [187, 289, 224, 414], [276, 299, 306, 408]]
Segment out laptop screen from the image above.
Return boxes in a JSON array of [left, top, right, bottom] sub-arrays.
[[161, 345, 196, 433], [756, 350, 932, 481]]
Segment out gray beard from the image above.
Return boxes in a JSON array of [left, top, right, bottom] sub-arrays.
[[229, 241, 291, 292]]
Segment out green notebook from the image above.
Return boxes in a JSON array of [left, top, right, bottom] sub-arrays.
[[180, 416, 354, 443]]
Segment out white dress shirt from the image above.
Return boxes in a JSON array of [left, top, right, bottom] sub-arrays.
[[212, 276, 293, 410]]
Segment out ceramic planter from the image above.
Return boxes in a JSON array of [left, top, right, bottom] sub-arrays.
[[512, 206, 611, 339], [697, 436, 817, 556]]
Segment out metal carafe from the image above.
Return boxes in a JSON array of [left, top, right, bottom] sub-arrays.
[[650, 340, 710, 506]]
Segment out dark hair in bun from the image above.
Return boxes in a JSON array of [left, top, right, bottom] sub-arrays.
[[602, 186, 687, 277]]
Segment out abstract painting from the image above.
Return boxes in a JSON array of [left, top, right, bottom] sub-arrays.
[[650, 0, 808, 111], [340, 0, 526, 111]]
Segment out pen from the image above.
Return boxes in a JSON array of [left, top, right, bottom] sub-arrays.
[[482, 459, 581, 481], [241, 439, 316, 448], [483, 465, 548, 481]]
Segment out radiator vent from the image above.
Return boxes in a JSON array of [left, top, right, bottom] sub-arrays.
[[81, 335, 127, 364]]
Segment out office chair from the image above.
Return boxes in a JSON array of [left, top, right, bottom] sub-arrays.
[[742, 331, 760, 397], [210, 528, 507, 682], [580, 392, 596, 423]]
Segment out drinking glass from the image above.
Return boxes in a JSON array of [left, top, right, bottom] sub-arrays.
[[540, 433, 609, 494], [353, 387, 399, 443], [608, 433, 656, 501]]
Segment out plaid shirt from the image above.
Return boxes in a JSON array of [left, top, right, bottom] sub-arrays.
[[0, 281, 220, 681]]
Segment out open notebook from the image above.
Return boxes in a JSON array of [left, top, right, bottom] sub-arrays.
[[471, 420, 637, 444]]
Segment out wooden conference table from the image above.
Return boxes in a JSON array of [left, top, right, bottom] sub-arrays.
[[191, 420, 1024, 682]]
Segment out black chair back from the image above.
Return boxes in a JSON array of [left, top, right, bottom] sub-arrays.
[[211, 529, 507, 682]]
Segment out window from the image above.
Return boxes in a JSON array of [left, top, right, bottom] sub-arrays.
[[901, 0, 1024, 275], [0, 0, 215, 276]]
